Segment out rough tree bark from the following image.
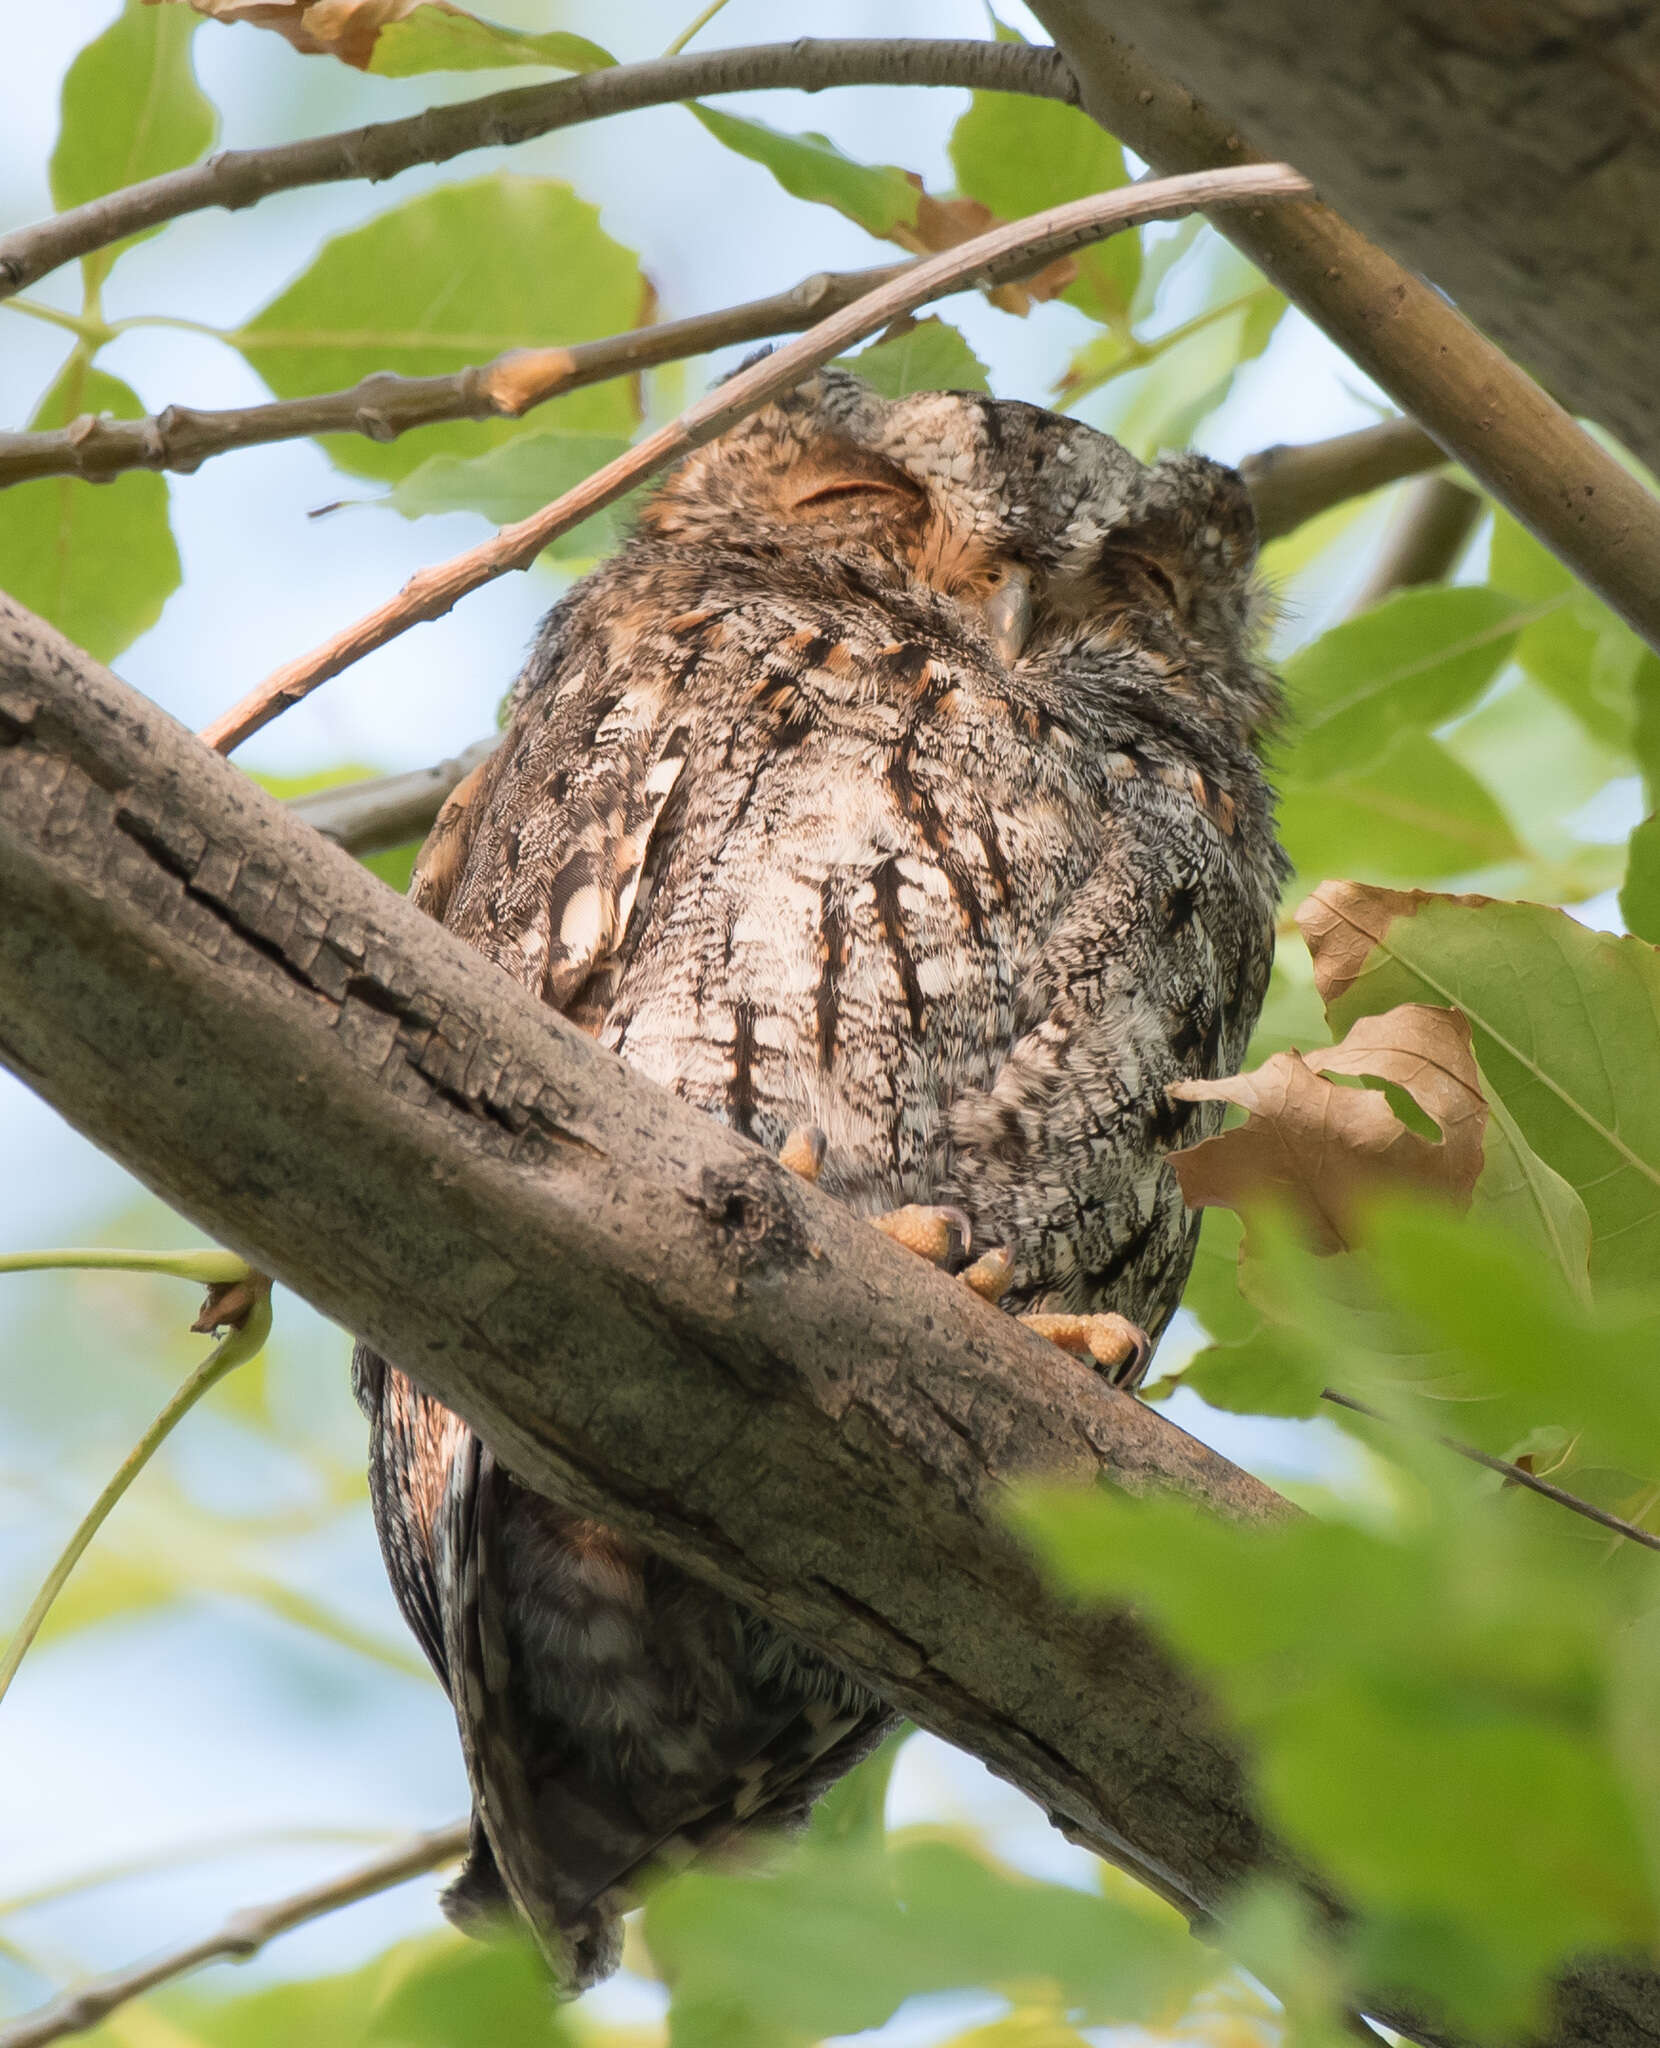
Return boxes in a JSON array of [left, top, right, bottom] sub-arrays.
[[1030, 0, 1660, 476], [2, 595, 1656, 2048]]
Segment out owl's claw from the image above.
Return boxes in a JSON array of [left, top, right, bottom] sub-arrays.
[[961, 1245, 1014, 1301], [1020, 1311, 1152, 1391], [779, 1125, 828, 1183], [872, 1203, 973, 1268]]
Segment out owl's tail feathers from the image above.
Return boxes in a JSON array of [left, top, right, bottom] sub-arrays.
[[438, 1812, 512, 1935]]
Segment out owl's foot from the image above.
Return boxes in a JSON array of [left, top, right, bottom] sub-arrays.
[[779, 1127, 974, 1271], [1020, 1312, 1152, 1391], [872, 1203, 974, 1268]]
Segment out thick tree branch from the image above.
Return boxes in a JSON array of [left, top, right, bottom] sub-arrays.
[[1029, 1, 1660, 660], [0, 39, 1074, 305], [5, 599, 1651, 2048], [288, 739, 499, 856], [1018, 1, 1660, 483], [0, 1823, 470, 2048], [197, 164, 1309, 755], [0, 587, 1301, 1924]]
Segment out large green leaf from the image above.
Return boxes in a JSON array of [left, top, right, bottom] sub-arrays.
[[49, 0, 217, 293], [0, 359, 179, 660], [1278, 729, 1521, 886], [832, 318, 989, 399], [646, 1828, 1211, 2046], [689, 104, 922, 241], [1017, 1469, 1659, 2034], [234, 177, 646, 483], [1489, 510, 1643, 751], [1281, 586, 1537, 783], [948, 86, 1137, 325], [366, 12, 611, 76], [1307, 888, 1660, 1291]]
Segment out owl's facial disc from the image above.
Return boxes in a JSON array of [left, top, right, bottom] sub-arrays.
[[981, 566, 1034, 667]]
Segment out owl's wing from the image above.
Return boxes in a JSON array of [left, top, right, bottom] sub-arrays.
[[413, 675, 690, 1020]]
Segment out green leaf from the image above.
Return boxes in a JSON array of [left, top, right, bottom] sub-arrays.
[[0, 359, 180, 660], [689, 104, 922, 241], [49, 0, 217, 293], [383, 429, 633, 560], [1016, 1476, 1658, 2033], [1310, 890, 1660, 1290], [832, 318, 989, 398], [948, 88, 1137, 325], [1078, 281, 1285, 456], [647, 1829, 1211, 2044], [1278, 729, 1521, 886], [1472, 1076, 1594, 1303], [365, 13, 612, 77], [1281, 586, 1536, 783], [234, 177, 646, 483], [1621, 814, 1660, 943], [1489, 511, 1643, 751]]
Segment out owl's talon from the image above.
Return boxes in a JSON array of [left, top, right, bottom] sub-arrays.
[[1021, 1311, 1152, 1391], [962, 1245, 1014, 1302], [779, 1125, 827, 1183], [872, 1203, 972, 1268]]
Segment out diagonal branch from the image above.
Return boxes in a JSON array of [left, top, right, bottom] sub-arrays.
[[1028, 0, 1660, 660], [0, 1823, 470, 2048], [197, 162, 1310, 755], [0, 39, 1075, 305]]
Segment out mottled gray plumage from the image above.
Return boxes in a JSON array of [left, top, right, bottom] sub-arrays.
[[354, 370, 1287, 1991]]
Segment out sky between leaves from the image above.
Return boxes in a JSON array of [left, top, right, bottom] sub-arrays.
[[6, 1, 1660, 2045]]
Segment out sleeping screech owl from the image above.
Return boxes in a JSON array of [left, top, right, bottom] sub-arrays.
[[352, 369, 1288, 1991]]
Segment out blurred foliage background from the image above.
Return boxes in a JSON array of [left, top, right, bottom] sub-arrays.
[[5, 2, 1660, 2044]]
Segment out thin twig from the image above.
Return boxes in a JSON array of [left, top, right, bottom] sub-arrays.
[[0, 1297, 271, 1705], [1030, 0, 1660, 658], [0, 239, 1059, 488], [198, 163, 1310, 756], [0, 1822, 471, 2048], [1320, 1389, 1660, 1553], [0, 40, 1076, 305]]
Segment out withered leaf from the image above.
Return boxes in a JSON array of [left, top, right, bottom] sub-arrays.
[[1167, 1002, 1488, 1251], [1296, 878, 1490, 1009]]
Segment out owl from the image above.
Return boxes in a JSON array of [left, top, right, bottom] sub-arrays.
[[352, 369, 1287, 1991]]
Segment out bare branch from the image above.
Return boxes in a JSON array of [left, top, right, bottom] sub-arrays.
[[198, 163, 1310, 755], [0, 39, 1076, 306], [0, 264, 913, 488], [1345, 476, 1482, 614], [288, 738, 499, 856], [0, 1823, 470, 2048], [1029, 1, 1660, 659], [1238, 417, 1443, 543]]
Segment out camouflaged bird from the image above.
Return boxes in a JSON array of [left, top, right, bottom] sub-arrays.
[[352, 368, 1287, 1991]]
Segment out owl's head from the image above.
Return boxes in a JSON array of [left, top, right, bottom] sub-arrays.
[[638, 367, 1265, 684]]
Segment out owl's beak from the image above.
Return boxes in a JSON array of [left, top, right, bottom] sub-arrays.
[[982, 567, 1033, 667]]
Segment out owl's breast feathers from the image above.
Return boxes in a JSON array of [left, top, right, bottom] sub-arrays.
[[360, 374, 1285, 1991]]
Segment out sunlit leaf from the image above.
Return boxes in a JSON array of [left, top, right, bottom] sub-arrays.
[[1281, 586, 1536, 783], [833, 318, 990, 398], [689, 104, 921, 241], [0, 359, 179, 660], [1621, 814, 1660, 943], [1489, 510, 1643, 752], [1301, 884, 1660, 1290], [234, 178, 646, 483], [948, 86, 1137, 325], [52, 0, 217, 292]]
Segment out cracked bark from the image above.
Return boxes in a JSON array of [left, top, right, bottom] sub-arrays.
[[3, 593, 1654, 2048], [1028, 0, 1660, 477]]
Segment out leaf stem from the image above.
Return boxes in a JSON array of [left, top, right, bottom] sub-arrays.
[[662, 0, 735, 58]]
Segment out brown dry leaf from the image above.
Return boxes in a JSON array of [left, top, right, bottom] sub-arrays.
[[152, 0, 442, 67], [897, 185, 1077, 316], [1296, 879, 1490, 1007], [1167, 1002, 1488, 1250]]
